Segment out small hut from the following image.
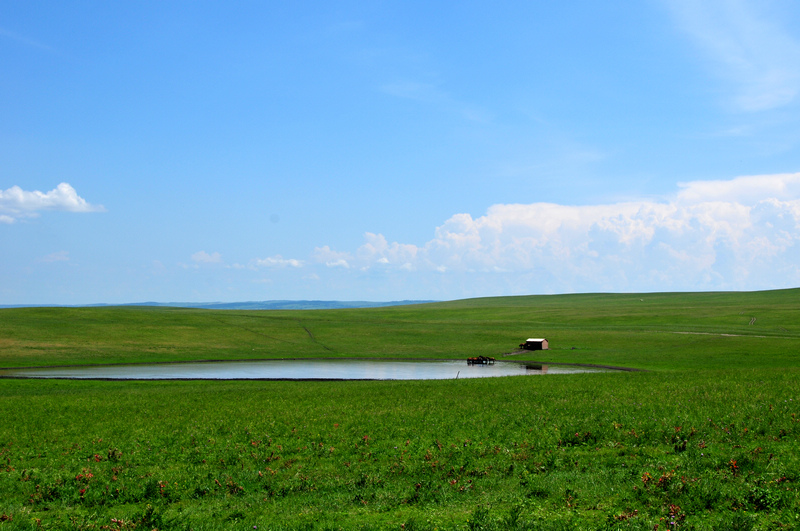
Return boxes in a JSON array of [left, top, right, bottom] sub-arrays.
[[519, 338, 549, 351]]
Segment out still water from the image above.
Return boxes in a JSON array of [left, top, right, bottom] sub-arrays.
[[0, 359, 606, 380]]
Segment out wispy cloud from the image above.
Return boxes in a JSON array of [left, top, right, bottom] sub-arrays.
[[381, 81, 445, 104], [186, 252, 306, 271], [0, 183, 105, 223], [380, 80, 493, 123], [253, 255, 304, 268], [0, 27, 63, 55], [318, 172, 800, 292], [191, 251, 222, 264], [666, 0, 800, 111], [38, 251, 70, 263]]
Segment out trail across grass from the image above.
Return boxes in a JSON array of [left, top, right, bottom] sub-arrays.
[[1, 290, 799, 529]]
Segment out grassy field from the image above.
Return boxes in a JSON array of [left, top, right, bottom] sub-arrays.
[[0, 290, 799, 529]]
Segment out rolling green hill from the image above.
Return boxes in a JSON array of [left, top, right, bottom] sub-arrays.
[[1, 289, 798, 370]]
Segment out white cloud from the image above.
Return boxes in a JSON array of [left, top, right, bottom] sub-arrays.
[[253, 255, 304, 268], [313, 246, 352, 268], [356, 232, 418, 266], [326, 259, 350, 269], [318, 172, 800, 292], [191, 251, 222, 264], [666, 0, 800, 111], [677, 172, 800, 203], [0, 183, 105, 222]]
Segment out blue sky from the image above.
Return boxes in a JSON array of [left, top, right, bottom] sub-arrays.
[[3, 1, 800, 304]]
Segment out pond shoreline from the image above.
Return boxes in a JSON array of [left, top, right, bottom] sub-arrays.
[[0, 356, 644, 375]]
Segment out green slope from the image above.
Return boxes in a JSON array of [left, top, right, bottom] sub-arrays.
[[1, 288, 798, 370]]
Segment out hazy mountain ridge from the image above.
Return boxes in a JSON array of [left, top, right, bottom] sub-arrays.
[[130, 300, 438, 310], [0, 300, 438, 310]]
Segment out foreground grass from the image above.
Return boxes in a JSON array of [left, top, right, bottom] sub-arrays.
[[1, 372, 799, 530], [1, 290, 799, 529]]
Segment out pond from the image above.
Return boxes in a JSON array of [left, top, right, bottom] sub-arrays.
[[0, 359, 607, 381]]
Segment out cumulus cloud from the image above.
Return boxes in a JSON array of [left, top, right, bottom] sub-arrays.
[[677, 172, 800, 203], [313, 246, 352, 268], [319, 172, 800, 292], [356, 233, 418, 271], [666, 0, 800, 111], [0, 183, 105, 222]]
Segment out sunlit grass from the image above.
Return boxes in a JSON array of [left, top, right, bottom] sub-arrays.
[[1, 289, 799, 529]]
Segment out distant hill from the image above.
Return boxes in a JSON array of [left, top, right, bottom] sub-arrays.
[[0, 300, 438, 310]]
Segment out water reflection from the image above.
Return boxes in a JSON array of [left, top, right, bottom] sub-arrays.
[[524, 364, 548, 373], [0, 359, 605, 381]]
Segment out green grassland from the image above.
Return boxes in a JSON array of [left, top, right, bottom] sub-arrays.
[[2, 289, 798, 370], [1, 290, 799, 529]]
